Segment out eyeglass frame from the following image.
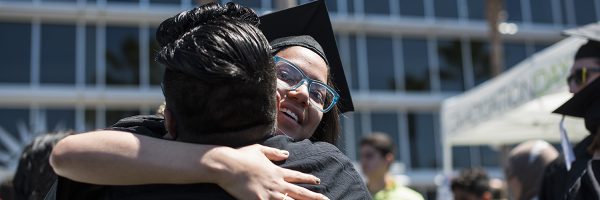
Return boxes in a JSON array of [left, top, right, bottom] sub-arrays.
[[566, 67, 600, 86], [273, 56, 340, 113]]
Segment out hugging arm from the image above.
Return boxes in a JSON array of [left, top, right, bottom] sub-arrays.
[[50, 130, 327, 200]]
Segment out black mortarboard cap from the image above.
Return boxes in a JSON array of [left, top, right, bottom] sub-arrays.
[[258, 0, 354, 113], [553, 78, 600, 133], [563, 23, 600, 60]]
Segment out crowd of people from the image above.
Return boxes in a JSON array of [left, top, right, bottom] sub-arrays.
[[0, 0, 599, 199]]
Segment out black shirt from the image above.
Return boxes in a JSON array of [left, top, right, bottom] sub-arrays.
[[539, 135, 593, 200], [54, 115, 371, 200], [565, 159, 600, 200]]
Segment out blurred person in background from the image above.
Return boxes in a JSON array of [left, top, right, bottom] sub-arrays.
[[555, 77, 600, 199], [505, 140, 558, 200], [13, 132, 70, 200], [540, 24, 600, 200], [359, 132, 424, 200], [451, 168, 492, 200]]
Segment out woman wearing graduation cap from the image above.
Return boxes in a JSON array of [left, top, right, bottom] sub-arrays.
[[554, 78, 600, 200], [50, 1, 367, 200], [538, 23, 600, 200]]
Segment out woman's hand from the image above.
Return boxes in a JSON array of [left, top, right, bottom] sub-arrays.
[[211, 144, 329, 200]]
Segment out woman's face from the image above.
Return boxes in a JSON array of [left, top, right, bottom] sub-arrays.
[[274, 46, 328, 140], [569, 58, 600, 93]]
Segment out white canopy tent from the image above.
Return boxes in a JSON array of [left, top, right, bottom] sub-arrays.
[[440, 36, 589, 174]]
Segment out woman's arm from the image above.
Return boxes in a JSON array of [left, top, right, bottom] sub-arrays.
[[50, 130, 328, 200]]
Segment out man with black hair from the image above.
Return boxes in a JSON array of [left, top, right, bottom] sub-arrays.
[[451, 169, 492, 200]]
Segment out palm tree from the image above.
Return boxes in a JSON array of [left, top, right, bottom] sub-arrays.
[[486, 0, 504, 77]]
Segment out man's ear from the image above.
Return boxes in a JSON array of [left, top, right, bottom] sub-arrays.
[[385, 153, 394, 163], [384, 153, 394, 169], [164, 107, 177, 139]]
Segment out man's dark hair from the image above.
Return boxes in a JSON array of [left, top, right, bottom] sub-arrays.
[[451, 168, 491, 197], [360, 132, 395, 157], [14, 132, 70, 200], [156, 2, 276, 147]]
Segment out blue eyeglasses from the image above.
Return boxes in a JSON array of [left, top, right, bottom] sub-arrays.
[[274, 56, 340, 113]]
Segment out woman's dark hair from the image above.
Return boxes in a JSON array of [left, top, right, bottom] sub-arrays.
[[156, 2, 276, 146], [312, 100, 340, 144], [451, 168, 491, 197]]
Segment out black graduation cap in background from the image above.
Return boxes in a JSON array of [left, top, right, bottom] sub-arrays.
[[553, 78, 600, 117], [259, 0, 355, 113]]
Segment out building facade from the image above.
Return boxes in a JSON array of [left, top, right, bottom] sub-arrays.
[[0, 0, 597, 198]]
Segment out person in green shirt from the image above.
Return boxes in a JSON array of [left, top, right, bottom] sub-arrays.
[[360, 132, 425, 200]]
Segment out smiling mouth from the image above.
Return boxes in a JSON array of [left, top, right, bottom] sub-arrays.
[[281, 108, 299, 122]]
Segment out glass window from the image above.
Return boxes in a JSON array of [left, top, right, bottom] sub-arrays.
[[505, 0, 523, 22], [85, 109, 96, 131], [408, 113, 438, 169], [353, 112, 364, 160], [86, 25, 96, 85], [364, 0, 389, 15], [107, 0, 138, 4], [230, 0, 261, 9], [466, 0, 485, 20], [105, 26, 140, 86], [530, 0, 554, 24], [480, 146, 500, 167], [150, 0, 180, 6], [43, 0, 76, 2], [437, 39, 464, 91], [573, 1, 597, 25], [325, 0, 337, 13], [452, 146, 471, 168], [503, 42, 527, 70], [347, 0, 356, 14], [370, 112, 400, 160], [0, 22, 30, 83], [558, 0, 571, 25], [0, 108, 28, 159], [433, 0, 458, 19], [148, 27, 165, 86], [399, 0, 425, 17], [366, 36, 395, 91], [0, 108, 29, 140], [402, 38, 430, 91], [106, 109, 140, 127], [347, 35, 359, 90], [470, 41, 491, 85], [40, 24, 76, 84], [46, 108, 75, 131], [533, 42, 551, 54]]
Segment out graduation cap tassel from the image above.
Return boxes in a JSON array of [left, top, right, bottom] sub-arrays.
[[559, 115, 576, 170]]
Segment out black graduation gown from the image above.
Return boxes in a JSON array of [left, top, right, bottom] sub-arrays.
[[539, 136, 594, 200], [565, 159, 600, 200], [51, 115, 372, 200]]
